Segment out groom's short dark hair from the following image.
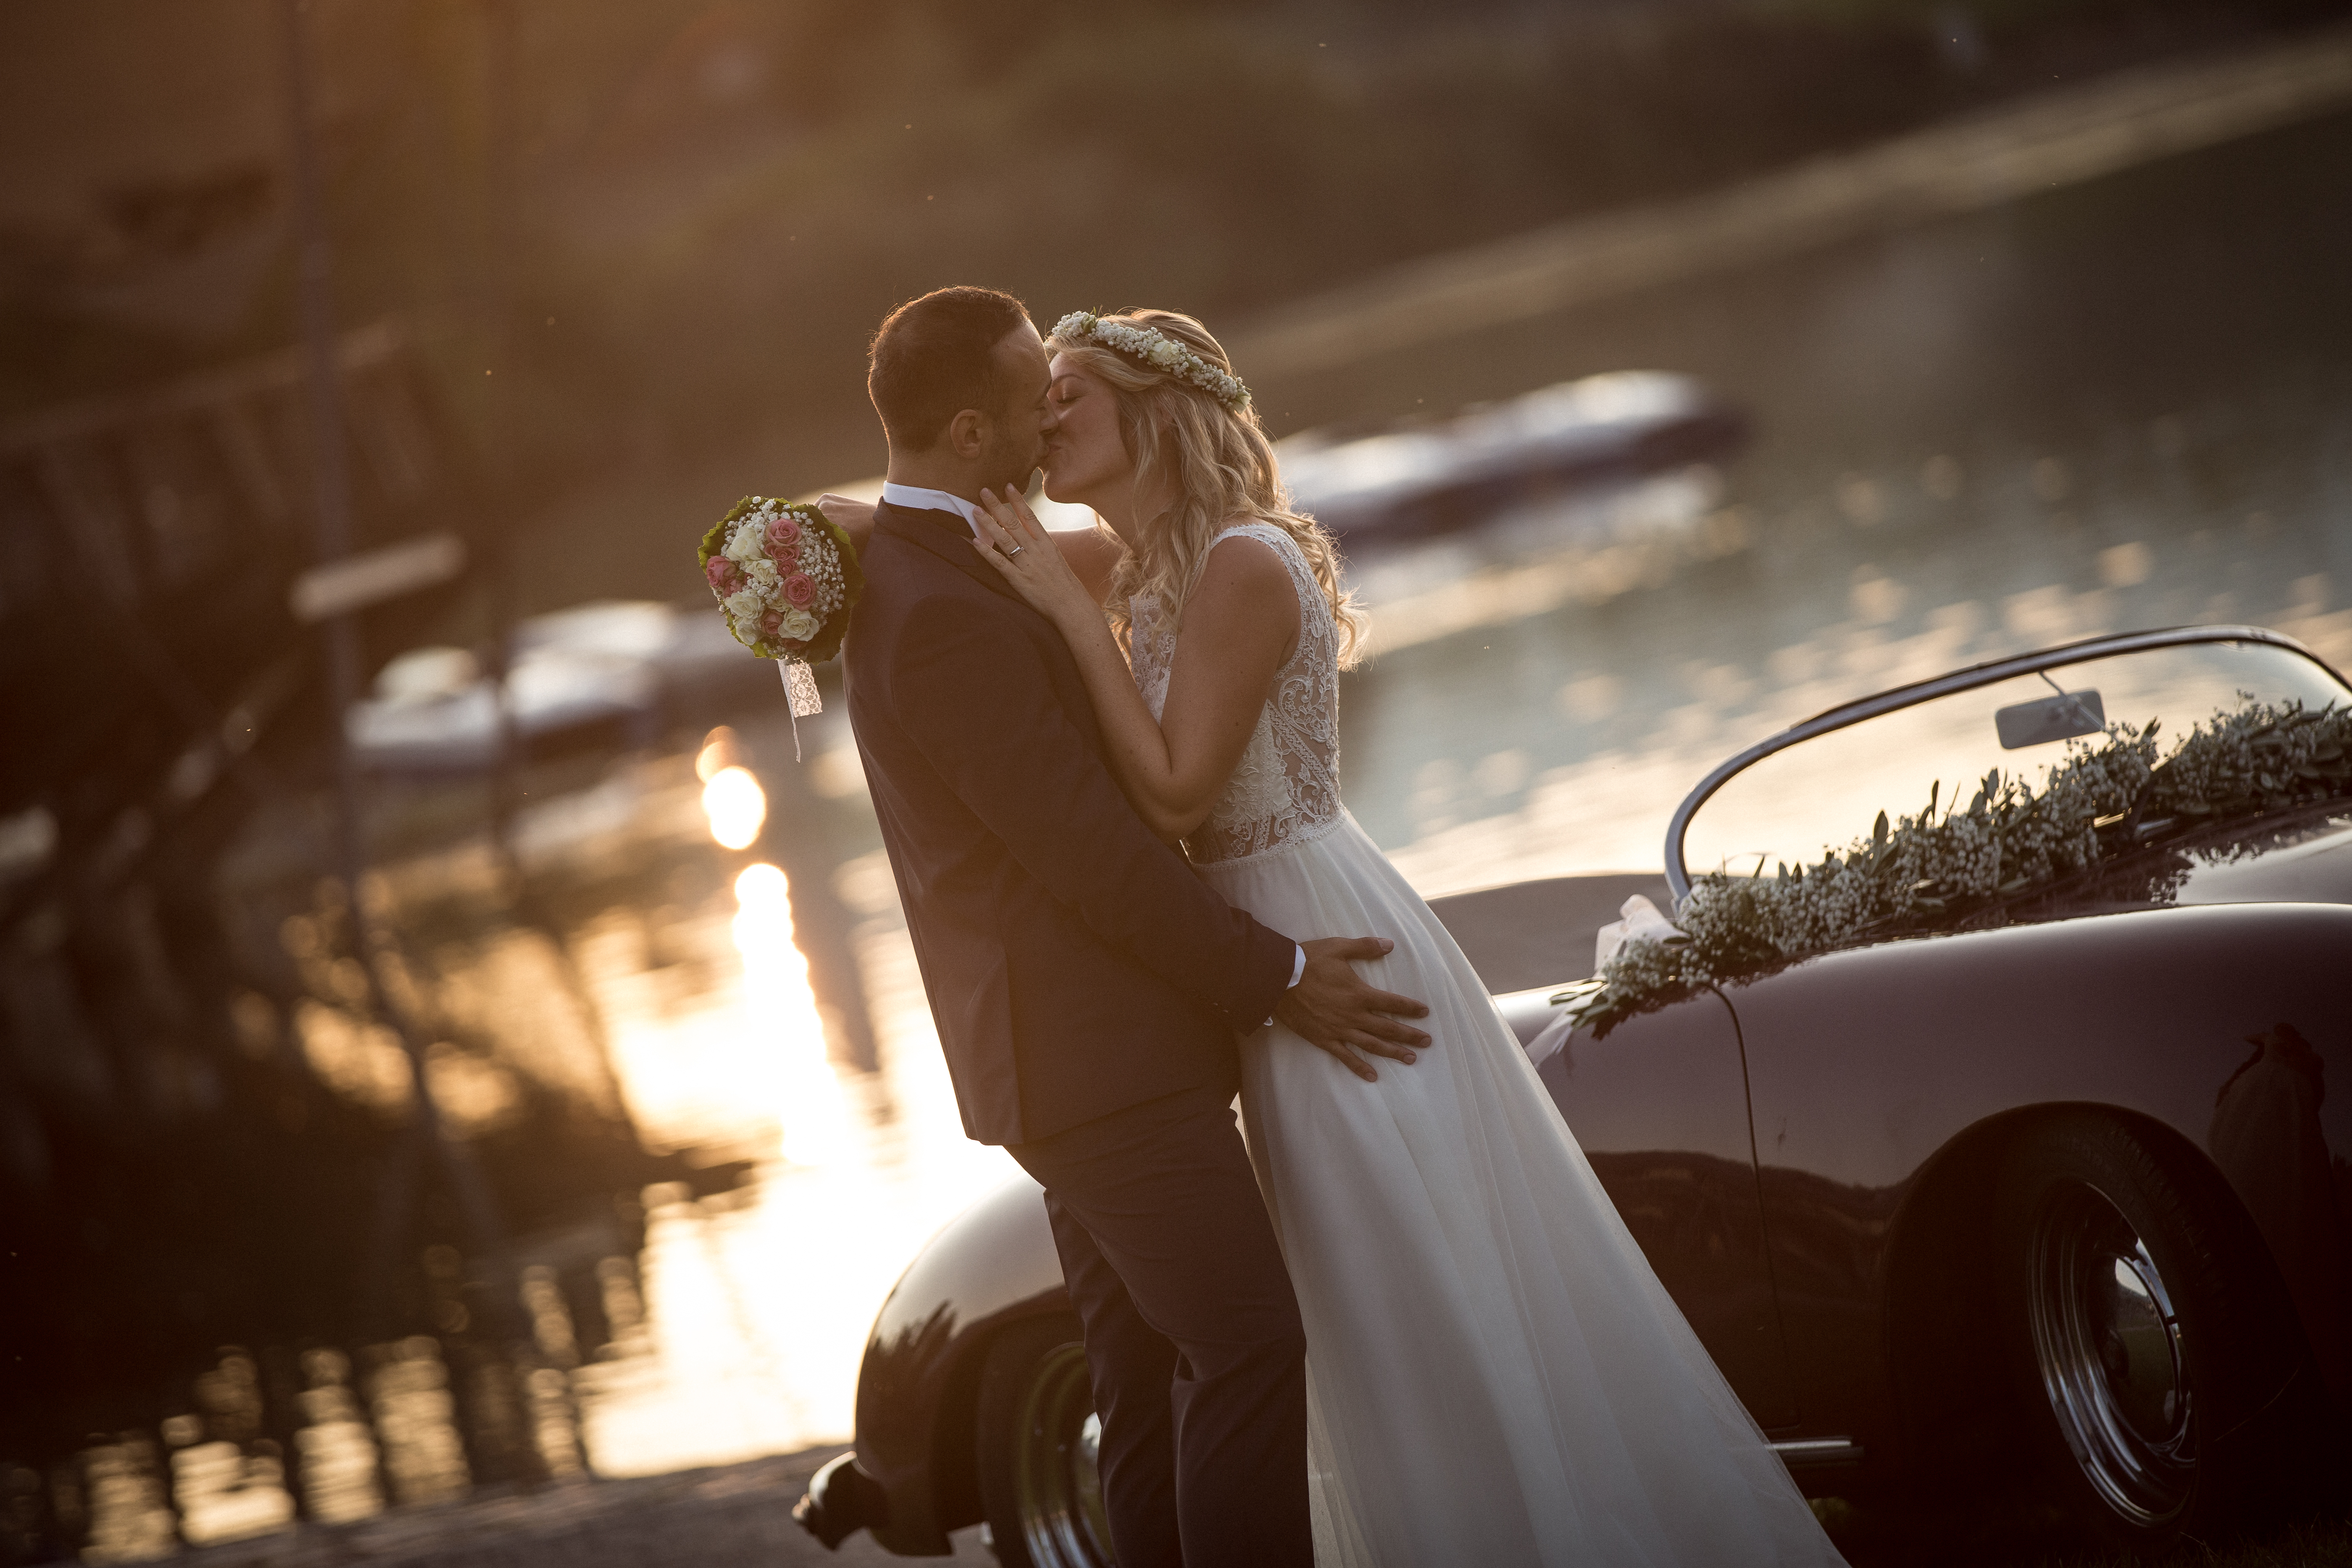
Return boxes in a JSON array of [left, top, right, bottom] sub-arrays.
[[868, 286, 1033, 451]]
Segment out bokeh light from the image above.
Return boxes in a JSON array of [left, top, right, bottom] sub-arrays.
[[731, 864, 846, 1166], [701, 767, 765, 850]]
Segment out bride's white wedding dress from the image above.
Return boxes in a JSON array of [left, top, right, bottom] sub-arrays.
[[1131, 524, 1847, 1567]]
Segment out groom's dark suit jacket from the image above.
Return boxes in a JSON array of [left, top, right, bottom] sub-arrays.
[[844, 500, 1296, 1145]]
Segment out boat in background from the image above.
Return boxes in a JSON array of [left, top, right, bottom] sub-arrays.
[[1276, 371, 1745, 547]]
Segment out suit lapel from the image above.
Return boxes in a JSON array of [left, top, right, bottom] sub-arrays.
[[876, 499, 1024, 605], [873, 499, 1102, 745]]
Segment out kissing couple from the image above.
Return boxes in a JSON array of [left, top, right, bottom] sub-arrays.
[[824, 286, 1846, 1567]]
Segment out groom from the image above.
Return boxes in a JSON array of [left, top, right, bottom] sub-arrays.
[[841, 286, 1430, 1567]]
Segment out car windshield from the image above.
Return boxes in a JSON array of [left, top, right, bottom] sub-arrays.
[[1677, 636, 2352, 885]]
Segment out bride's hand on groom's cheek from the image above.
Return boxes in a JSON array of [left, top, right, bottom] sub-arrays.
[[971, 489, 1087, 620], [1276, 937, 1432, 1083]]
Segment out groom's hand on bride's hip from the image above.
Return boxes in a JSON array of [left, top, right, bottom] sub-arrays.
[[1275, 937, 1431, 1083]]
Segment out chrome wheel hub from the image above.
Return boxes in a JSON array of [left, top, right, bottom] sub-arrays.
[[2027, 1181, 2196, 1527], [1013, 1342, 1114, 1567]]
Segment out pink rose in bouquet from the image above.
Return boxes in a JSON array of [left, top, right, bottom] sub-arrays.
[[697, 495, 863, 677]]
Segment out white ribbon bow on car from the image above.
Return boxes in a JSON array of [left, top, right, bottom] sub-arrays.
[[1522, 894, 1682, 1071]]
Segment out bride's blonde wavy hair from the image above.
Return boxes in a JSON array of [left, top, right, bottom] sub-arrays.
[[1045, 309, 1367, 668]]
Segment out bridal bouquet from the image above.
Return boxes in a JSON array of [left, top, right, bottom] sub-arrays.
[[698, 496, 864, 718]]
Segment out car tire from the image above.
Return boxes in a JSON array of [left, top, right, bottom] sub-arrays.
[[1993, 1114, 2310, 1554], [976, 1316, 1115, 1568]]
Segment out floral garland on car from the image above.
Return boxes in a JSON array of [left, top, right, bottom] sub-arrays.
[[1557, 695, 2352, 1037], [697, 496, 864, 728], [1052, 311, 1251, 411]]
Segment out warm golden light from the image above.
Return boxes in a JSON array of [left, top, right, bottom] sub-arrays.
[[730, 862, 792, 950], [564, 843, 1024, 1475], [695, 725, 738, 783], [730, 863, 850, 1168], [702, 766, 765, 849]]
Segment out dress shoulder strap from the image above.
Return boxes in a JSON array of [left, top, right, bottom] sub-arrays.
[[1207, 523, 1327, 628]]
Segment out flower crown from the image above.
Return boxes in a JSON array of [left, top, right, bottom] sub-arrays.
[[1052, 312, 1251, 412]]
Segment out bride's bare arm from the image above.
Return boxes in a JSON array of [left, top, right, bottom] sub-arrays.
[[971, 489, 1297, 841], [1054, 525, 1124, 607]]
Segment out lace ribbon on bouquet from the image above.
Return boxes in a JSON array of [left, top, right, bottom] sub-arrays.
[[779, 658, 822, 759]]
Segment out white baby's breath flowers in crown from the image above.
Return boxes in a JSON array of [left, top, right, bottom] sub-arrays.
[[1053, 312, 1250, 412]]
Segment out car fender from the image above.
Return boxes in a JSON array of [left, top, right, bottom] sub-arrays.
[[853, 1171, 1068, 1553], [1727, 901, 2352, 1460]]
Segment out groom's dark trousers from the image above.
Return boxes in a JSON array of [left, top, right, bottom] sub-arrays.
[[845, 501, 1311, 1567]]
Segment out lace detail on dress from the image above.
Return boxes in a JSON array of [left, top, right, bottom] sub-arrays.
[[1128, 523, 1342, 864]]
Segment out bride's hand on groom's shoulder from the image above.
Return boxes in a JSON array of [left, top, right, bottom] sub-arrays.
[[1276, 937, 1432, 1083], [814, 494, 876, 556], [972, 489, 1097, 625]]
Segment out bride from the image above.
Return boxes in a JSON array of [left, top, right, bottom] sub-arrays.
[[953, 307, 1850, 1567]]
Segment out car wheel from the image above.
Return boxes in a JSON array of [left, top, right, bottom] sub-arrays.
[[1995, 1115, 2305, 1552], [976, 1316, 1115, 1568]]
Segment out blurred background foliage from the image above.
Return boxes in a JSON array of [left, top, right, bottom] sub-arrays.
[[5, 0, 2346, 508]]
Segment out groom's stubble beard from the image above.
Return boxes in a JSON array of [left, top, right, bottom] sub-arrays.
[[980, 417, 1045, 500]]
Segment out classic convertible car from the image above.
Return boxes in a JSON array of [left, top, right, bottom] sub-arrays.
[[798, 625, 2352, 1565]]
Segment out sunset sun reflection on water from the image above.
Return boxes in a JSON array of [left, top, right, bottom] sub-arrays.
[[563, 759, 1018, 1475]]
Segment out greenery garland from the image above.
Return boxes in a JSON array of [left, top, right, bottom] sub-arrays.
[[1557, 695, 2352, 1037]]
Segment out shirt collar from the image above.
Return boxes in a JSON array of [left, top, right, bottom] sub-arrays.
[[880, 482, 981, 535]]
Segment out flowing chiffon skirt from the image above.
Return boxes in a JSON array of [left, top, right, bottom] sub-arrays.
[[1200, 811, 1848, 1568]]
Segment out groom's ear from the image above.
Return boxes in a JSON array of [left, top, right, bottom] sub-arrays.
[[943, 405, 990, 460]]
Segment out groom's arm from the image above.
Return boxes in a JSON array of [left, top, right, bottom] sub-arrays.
[[895, 593, 1295, 1032]]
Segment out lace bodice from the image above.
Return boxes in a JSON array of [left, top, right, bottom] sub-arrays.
[[1129, 523, 1342, 864]]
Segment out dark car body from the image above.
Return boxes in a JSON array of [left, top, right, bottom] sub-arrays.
[[802, 628, 2352, 1556]]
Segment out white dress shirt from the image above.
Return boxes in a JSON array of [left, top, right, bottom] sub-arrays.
[[880, 481, 983, 534], [880, 480, 1307, 1004]]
